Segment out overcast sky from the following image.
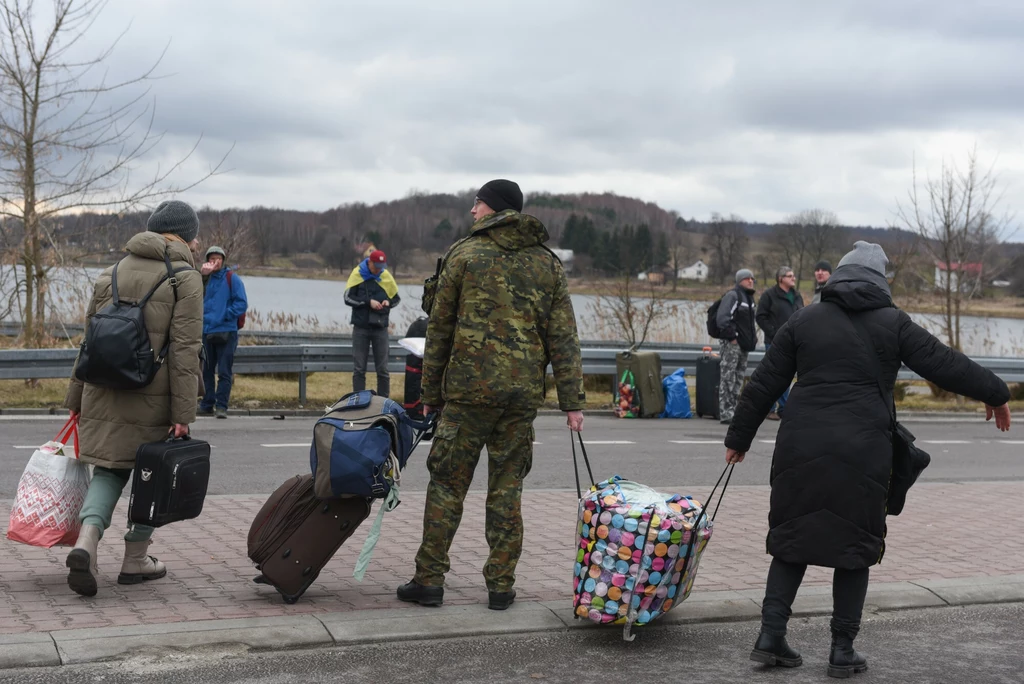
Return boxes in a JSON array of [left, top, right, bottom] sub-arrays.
[[55, 0, 1024, 229]]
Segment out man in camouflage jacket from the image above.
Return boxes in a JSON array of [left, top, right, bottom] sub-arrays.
[[398, 179, 585, 611]]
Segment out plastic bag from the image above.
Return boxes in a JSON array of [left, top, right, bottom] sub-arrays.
[[661, 368, 692, 418], [6, 419, 91, 548]]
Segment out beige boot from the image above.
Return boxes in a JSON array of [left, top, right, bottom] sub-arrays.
[[66, 524, 102, 597], [117, 540, 167, 585]]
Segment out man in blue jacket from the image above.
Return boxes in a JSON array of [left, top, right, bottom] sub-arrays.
[[200, 246, 248, 418], [345, 249, 401, 397]]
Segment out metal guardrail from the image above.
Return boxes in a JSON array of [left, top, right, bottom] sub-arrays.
[[3, 342, 1024, 405]]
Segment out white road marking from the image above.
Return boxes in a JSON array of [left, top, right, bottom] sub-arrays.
[[670, 440, 722, 444], [759, 439, 776, 444], [922, 440, 971, 445], [261, 443, 309, 448], [584, 441, 636, 445], [997, 440, 1024, 445]]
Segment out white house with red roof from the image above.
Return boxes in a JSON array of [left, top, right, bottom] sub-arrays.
[[935, 260, 983, 292]]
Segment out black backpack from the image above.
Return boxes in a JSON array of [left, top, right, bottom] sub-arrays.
[[706, 296, 724, 338], [75, 249, 191, 390]]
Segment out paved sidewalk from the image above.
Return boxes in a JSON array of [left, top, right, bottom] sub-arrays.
[[2, 481, 1024, 637]]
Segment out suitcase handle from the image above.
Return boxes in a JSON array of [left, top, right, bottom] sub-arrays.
[[165, 429, 192, 442]]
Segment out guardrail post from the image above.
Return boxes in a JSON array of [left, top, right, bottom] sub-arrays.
[[299, 371, 307, 406]]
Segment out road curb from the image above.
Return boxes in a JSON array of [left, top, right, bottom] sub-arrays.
[[3, 574, 1023, 670]]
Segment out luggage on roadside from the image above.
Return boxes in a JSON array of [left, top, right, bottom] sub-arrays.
[[570, 435, 733, 641], [7, 418, 91, 548], [660, 368, 692, 419], [614, 351, 665, 419], [402, 317, 430, 420], [128, 434, 211, 527], [694, 346, 721, 420], [248, 474, 371, 604], [309, 390, 431, 500]]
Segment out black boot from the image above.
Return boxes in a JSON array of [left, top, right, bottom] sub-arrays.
[[396, 580, 444, 607], [827, 632, 868, 679], [750, 630, 803, 668], [488, 589, 516, 611]]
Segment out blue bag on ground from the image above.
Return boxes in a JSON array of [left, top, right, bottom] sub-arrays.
[[661, 368, 692, 418], [310, 390, 428, 500]]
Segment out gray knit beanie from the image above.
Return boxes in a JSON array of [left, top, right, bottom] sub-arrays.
[[837, 241, 888, 276], [735, 268, 755, 285], [147, 200, 199, 243]]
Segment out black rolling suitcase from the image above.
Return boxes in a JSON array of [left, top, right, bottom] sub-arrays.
[[248, 474, 371, 604], [128, 435, 211, 527], [695, 346, 721, 420], [402, 316, 430, 420]]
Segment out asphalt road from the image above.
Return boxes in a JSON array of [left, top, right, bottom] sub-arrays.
[[4, 603, 1023, 683], [2, 414, 1023, 497]]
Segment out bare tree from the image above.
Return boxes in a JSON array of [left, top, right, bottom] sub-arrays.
[[668, 228, 692, 292], [0, 0, 226, 347], [703, 213, 748, 284], [896, 149, 1009, 351], [590, 272, 675, 350], [202, 210, 253, 266]]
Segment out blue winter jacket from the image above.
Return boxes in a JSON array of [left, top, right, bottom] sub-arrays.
[[203, 268, 248, 335]]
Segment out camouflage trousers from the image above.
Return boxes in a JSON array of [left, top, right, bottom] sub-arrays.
[[413, 402, 537, 592], [719, 340, 748, 421]]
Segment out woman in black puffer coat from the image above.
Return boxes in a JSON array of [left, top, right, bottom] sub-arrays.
[[724, 241, 1011, 678]]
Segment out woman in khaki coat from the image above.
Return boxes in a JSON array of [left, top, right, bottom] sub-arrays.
[[64, 200, 205, 597]]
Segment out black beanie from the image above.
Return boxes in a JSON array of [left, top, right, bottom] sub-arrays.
[[147, 200, 199, 243], [476, 179, 523, 213], [814, 260, 833, 273]]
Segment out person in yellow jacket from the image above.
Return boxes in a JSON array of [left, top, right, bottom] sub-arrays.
[[344, 249, 401, 397]]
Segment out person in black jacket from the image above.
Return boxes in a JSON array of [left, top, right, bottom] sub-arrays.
[[723, 241, 1011, 677], [344, 249, 401, 397], [715, 269, 758, 424], [756, 266, 804, 420]]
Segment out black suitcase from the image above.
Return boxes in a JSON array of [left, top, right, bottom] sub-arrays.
[[128, 435, 211, 527], [695, 347, 721, 420], [402, 317, 430, 419], [248, 474, 371, 604]]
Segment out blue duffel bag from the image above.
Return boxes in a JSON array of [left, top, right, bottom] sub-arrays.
[[310, 390, 432, 500]]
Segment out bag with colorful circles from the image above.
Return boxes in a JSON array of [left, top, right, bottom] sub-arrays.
[[573, 476, 714, 640]]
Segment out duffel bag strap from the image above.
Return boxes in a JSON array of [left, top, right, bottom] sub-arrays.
[[571, 432, 597, 500]]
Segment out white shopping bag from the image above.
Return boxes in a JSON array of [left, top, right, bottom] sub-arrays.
[[6, 418, 91, 548]]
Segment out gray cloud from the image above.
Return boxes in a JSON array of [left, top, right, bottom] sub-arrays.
[[46, 0, 1024, 228]]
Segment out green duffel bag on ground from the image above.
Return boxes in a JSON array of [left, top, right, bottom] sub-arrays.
[[615, 350, 665, 418]]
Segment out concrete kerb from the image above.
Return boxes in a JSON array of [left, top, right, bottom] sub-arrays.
[[3, 574, 1023, 670]]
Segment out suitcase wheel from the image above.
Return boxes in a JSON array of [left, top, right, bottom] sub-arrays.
[[253, 574, 268, 585], [282, 594, 299, 605]]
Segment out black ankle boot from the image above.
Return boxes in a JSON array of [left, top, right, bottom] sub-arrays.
[[396, 580, 444, 607], [750, 630, 803, 668], [827, 632, 868, 678], [488, 589, 516, 611]]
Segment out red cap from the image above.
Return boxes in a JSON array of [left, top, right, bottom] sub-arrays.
[[369, 249, 387, 265]]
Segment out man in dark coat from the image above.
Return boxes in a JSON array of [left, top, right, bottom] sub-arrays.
[[811, 260, 832, 304], [715, 268, 758, 424], [344, 249, 401, 397], [755, 266, 803, 419], [723, 241, 1011, 677]]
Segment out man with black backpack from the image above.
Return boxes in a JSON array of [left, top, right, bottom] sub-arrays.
[[199, 246, 248, 419], [64, 199, 205, 597], [715, 268, 758, 425]]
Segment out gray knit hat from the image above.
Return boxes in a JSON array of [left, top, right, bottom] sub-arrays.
[[147, 200, 199, 243], [735, 268, 755, 285], [837, 241, 888, 276]]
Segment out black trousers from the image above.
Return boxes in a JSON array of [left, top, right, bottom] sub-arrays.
[[761, 558, 870, 638]]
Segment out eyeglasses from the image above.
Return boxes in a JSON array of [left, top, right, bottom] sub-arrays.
[[784, 274, 795, 278]]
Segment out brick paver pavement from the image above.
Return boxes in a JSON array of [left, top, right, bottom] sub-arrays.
[[2, 481, 1023, 634]]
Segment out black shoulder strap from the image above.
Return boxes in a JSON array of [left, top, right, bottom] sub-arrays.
[[111, 261, 122, 305], [836, 304, 897, 427]]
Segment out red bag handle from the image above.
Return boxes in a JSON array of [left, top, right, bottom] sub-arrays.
[[54, 417, 80, 459]]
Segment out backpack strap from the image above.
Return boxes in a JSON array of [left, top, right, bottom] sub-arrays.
[[111, 262, 122, 305]]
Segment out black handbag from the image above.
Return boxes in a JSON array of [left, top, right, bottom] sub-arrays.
[[129, 433, 211, 527], [843, 311, 931, 515]]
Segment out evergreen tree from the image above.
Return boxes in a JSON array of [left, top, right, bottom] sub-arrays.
[[655, 231, 670, 269], [433, 218, 453, 238], [560, 214, 579, 250]]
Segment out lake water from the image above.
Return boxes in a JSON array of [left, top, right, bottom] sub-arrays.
[[1, 266, 1021, 356]]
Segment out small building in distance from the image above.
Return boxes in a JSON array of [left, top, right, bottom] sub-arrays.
[[550, 248, 574, 274], [935, 261, 982, 293], [677, 259, 709, 282]]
